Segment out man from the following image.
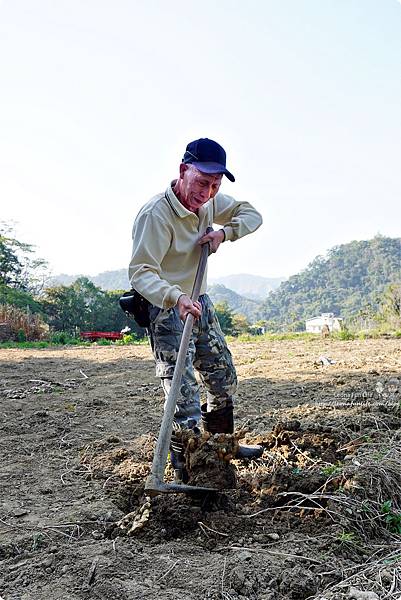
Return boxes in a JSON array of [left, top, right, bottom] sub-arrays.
[[129, 138, 263, 481]]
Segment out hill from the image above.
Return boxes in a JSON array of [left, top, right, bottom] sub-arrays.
[[50, 271, 263, 322], [258, 235, 401, 330], [208, 273, 284, 300], [50, 270, 283, 301], [51, 269, 284, 300], [51, 269, 130, 291], [207, 284, 261, 322]]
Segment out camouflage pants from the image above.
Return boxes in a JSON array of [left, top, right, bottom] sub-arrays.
[[148, 294, 237, 429]]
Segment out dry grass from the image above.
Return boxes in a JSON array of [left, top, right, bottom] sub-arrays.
[[312, 550, 401, 599], [239, 434, 401, 598], [0, 304, 48, 341]]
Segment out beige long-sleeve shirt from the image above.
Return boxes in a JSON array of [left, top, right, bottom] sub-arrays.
[[128, 182, 263, 309]]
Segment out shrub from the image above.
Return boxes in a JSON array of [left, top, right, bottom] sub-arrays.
[[17, 328, 26, 342], [0, 340, 50, 349], [381, 500, 401, 534], [0, 304, 48, 341], [334, 328, 355, 341], [50, 331, 84, 345], [96, 338, 112, 345], [116, 333, 137, 345], [51, 331, 67, 345]]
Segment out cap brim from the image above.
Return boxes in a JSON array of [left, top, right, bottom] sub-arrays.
[[191, 161, 235, 182]]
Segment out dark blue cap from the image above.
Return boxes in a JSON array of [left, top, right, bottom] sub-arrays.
[[182, 138, 235, 182]]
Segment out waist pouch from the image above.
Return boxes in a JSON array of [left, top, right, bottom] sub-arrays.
[[119, 290, 151, 328]]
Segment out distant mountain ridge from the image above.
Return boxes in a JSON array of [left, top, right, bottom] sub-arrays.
[[50, 270, 284, 300], [207, 284, 261, 322], [258, 235, 401, 330], [49, 270, 268, 322], [50, 236, 400, 331], [208, 274, 285, 300], [51, 269, 130, 291]]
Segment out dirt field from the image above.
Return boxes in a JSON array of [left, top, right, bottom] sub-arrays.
[[1, 337, 400, 600]]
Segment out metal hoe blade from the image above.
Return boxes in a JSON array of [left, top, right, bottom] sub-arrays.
[[145, 474, 216, 497]]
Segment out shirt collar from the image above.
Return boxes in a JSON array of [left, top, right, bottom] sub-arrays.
[[165, 182, 193, 218]]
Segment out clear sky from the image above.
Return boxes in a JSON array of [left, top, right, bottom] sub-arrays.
[[1, 0, 400, 280]]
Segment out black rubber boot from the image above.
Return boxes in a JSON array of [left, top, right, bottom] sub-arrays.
[[201, 404, 263, 460], [170, 433, 189, 484]]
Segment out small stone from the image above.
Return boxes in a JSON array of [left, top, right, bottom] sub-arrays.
[[12, 508, 30, 517], [49, 546, 58, 553], [349, 587, 379, 600], [236, 551, 252, 561], [266, 532, 280, 541], [61, 565, 69, 574], [91, 530, 102, 539], [41, 555, 54, 568]]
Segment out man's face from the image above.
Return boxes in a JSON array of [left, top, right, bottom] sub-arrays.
[[178, 165, 222, 212]]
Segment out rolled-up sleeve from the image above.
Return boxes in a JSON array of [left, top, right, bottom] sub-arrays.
[[213, 194, 263, 241], [128, 212, 183, 308]]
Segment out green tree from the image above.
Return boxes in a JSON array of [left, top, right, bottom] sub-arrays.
[[0, 232, 23, 287], [0, 223, 48, 294], [41, 278, 145, 336], [0, 285, 43, 313], [214, 301, 234, 335], [378, 283, 401, 330], [258, 236, 401, 331], [232, 313, 250, 336], [42, 277, 108, 332], [41, 284, 87, 332]]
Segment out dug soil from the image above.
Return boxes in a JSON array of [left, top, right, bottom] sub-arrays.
[[1, 337, 400, 599]]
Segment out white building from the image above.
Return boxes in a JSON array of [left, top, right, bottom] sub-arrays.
[[305, 312, 343, 333]]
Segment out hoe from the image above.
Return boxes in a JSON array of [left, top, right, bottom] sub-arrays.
[[145, 230, 217, 497]]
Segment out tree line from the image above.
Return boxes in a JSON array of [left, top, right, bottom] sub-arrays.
[[1, 224, 400, 341], [257, 235, 401, 332], [0, 224, 142, 340]]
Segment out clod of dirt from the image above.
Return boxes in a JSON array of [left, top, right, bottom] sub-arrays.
[[80, 435, 154, 511], [110, 492, 219, 543], [349, 587, 379, 600], [252, 427, 342, 466], [279, 566, 317, 599], [178, 429, 238, 490]]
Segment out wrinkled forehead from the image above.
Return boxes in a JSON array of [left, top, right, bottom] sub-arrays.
[[186, 164, 223, 183]]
